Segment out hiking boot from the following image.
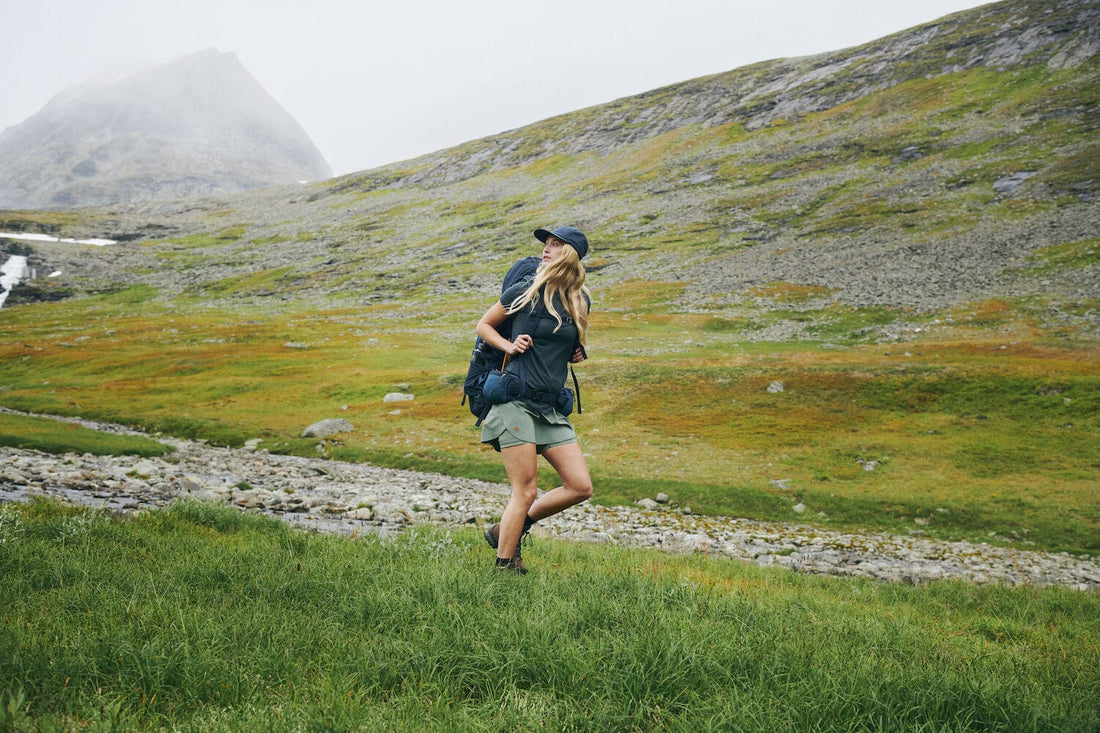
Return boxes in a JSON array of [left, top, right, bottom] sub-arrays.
[[484, 520, 532, 565], [483, 522, 500, 549], [484, 522, 523, 566], [495, 556, 528, 575]]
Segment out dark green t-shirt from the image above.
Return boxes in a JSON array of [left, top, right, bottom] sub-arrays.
[[501, 283, 587, 399]]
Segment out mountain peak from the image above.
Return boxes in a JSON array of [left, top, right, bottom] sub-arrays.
[[0, 50, 332, 210]]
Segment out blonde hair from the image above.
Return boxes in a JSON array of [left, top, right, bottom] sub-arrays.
[[507, 244, 590, 344]]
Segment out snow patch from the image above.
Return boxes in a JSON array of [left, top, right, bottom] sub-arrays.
[[0, 231, 117, 246]]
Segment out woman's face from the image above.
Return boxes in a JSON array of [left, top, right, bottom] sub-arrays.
[[541, 235, 566, 264]]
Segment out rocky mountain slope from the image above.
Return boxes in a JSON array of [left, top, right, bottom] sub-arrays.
[[0, 49, 331, 210], [332, 0, 1099, 191], [1, 0, 1096, 332]]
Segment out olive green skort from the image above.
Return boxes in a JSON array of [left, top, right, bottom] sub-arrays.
[[480, 400, 577, 453]]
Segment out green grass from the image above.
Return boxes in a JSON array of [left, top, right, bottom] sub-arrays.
[[0, 292, 1096, 555], [0, 412, 173, 457], [1014, 237, 1100, 275], [1, 499, 1096, 732]]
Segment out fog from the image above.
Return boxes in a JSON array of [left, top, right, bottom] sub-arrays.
[[1, 0, 992, 176]]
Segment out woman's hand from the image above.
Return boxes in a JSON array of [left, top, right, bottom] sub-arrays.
[[509, 334, 533, 355]]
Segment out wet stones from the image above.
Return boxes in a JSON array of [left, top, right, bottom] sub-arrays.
[[1, 414, 1097, 590]]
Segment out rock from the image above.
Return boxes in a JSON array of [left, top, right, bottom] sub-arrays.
[[301, 419, 354, 438], [792, 502, 806, 514], [383, 393, 415, 403], [767, 381, 785, 393], [346, 507, 373, 520], [993, 171, 1037, 197], [894, 145, 924, 163], [680, 533, 710, 551], [655, 492, 671, 504], [3, 468, 29, 482], [243, 438, 264, 451], [636, 498, 660, 511], [176, 478, 203, 493], [131, 460, 159, 476]]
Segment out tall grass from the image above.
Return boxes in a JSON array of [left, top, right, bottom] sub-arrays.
[[1, 500, 1097, 731]]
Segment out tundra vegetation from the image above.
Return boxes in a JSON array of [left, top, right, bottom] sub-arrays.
[[0, 0, 1097, 728], [0, 0, 1094, 546]]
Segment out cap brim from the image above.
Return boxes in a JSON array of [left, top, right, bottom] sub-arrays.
[[533, 228, 552, 243]]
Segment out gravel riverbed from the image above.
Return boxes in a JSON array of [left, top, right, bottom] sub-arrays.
[[2, 413, 1096, 590]]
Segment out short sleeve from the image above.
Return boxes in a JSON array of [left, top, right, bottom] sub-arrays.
[[500, 282, 528, 310]]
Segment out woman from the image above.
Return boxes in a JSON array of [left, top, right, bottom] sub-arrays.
[[476, 226, 594, 574]]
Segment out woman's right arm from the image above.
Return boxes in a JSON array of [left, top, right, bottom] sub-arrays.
[[477, 302, 532, 356]]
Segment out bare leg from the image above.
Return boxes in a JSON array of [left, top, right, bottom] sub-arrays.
[[528, 442, 593, 522], [497, 443, 539, 560]]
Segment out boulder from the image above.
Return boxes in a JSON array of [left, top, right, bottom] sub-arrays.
[[301, 419, 354, 438]]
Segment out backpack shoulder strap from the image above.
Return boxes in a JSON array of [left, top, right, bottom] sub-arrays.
[[570, 364, 582, 414]]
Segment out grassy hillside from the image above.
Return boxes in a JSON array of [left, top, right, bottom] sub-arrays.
[[0, 0, 1096, 553], [1, 290, 1095, 554]]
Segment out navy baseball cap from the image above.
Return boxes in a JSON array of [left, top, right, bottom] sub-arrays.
[[534, 226, 589, 259]]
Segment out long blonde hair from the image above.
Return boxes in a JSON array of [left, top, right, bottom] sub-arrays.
[[507, 244, 590, 344]]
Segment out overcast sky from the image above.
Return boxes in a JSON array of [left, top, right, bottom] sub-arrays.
[[2, 0, 992, 176]]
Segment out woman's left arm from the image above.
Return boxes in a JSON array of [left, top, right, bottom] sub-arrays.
[[477, 302, 531, 356]]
